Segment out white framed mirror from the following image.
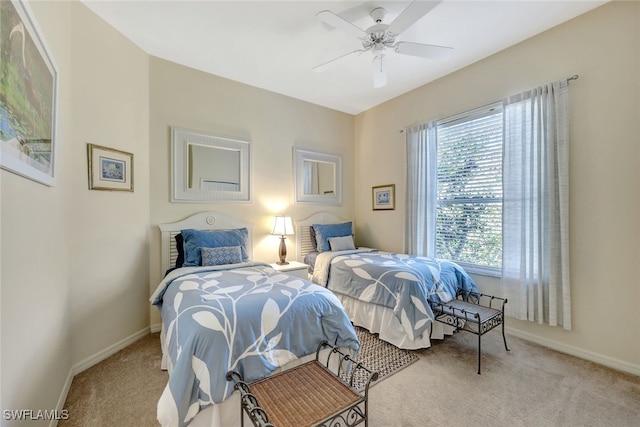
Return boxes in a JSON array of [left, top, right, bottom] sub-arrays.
[[293, 147, 342, 205], [171, 127, 251, 202]]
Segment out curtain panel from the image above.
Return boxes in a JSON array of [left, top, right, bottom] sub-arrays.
[[404, 123, 437, 256], [502, 80, 572, 330]]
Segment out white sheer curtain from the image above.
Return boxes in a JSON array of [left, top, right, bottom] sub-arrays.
[[303, 161, 318, 194], [404, 122, 437, 256], [502, 80, 571, 329]]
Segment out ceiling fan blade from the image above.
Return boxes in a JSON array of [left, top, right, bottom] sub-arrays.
[[316, 10, 368, 39], [313, 49, 366, 73], [395, 41, 453, 60], [372, 55, 387, 88], [387, 0, 442, 36]]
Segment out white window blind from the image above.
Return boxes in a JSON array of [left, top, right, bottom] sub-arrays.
[[435, 106, 503, 274]]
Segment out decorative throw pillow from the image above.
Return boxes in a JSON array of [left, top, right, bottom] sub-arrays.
[[312, 222, 353, 252], [310, 227, 318, 250], [175, 233, 184, 268], [181, 228, 249, 266], [200, 246, 243, 266], [328, 235, 356, 251]]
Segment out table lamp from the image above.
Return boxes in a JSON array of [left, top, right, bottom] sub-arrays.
[[271, 215, 294, 265]]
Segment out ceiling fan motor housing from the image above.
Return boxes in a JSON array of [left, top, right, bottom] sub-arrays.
[[362, 8, 396, 50]]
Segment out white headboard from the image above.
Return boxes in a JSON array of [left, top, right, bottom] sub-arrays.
[[158, 211, 253, 274], [295, 212, 349, 262]]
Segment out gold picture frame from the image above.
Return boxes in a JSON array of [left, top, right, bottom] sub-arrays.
[[372, 184, 395, 210], [87, 143, 134, 192]]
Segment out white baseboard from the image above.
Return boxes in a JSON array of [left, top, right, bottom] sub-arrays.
[[506, 326, 640, 376], [51, 327, 150, 427], [150, 322, 162, 333], [50, 371, 73, 427], [72, 327, 150, 375]]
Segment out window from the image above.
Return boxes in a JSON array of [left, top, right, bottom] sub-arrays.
[[434, 105, 503, 275]]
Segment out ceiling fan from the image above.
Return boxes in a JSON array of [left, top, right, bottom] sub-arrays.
[[314, 0, 452, 88]]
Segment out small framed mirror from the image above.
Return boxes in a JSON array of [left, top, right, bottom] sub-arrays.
[[171, 127, 251, 202], [293, 147, 342, 205]]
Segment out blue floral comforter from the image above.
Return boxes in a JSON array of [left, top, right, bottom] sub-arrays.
[[311, 249, 477, 341], [150, 262, 359, 427]]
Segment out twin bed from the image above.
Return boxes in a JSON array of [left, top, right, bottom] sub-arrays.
[[151, 211, 478, 427], [296, 212, 476, 349], [150, 212, 359, 427]]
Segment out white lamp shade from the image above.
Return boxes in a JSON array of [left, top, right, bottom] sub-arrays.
[[271, 215, 294, 236]]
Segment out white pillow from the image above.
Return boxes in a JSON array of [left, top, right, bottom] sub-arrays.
[[328, 235, 356, 251]]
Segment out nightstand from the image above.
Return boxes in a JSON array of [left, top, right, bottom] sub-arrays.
[[270, 260, 310, 279]]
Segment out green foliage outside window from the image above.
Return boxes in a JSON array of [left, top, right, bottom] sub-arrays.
[[435, 110, 503, 270]]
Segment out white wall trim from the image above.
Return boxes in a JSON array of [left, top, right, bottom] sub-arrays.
[[51, 327, 150, 426], [72, 327, 150, 375], [50, 371, 73, 427], [506, 326, 640, 377], [150, 322, 162, 333]]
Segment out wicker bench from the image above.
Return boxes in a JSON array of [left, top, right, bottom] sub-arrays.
[[226, 341, 378, 427], [430, 291, 510, 374]]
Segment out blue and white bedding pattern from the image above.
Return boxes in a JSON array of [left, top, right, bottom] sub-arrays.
[[311, 249, 478, 341], [150, 262, 360, 427]]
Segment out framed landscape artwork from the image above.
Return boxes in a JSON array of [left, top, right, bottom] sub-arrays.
[[372, 184, 395, 210], [87, 144, 134, 192], [0, 0, 58, 186]]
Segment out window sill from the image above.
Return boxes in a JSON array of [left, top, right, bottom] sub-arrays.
[[456, 262, 502, 278]]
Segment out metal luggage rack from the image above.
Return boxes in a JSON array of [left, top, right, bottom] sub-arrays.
[[226, 340, 378, 427], [430, 291, 510, 374]]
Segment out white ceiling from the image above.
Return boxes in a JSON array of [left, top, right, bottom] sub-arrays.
[[81, 0, 606, 115]]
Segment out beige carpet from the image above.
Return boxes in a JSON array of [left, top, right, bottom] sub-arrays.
[[59, 334, 167, 427], [60, 330, 640, 427]]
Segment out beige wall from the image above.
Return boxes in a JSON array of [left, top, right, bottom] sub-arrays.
[[68, 3, 150, 364], [354, 1, 640, 372], [1, 0, 150, 418], [1, 0, 638, 419], [1, 0, 72, 418], [148, 58, 355, 328]]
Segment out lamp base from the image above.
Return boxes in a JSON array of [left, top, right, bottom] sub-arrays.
[[277, 236, 288, 265]]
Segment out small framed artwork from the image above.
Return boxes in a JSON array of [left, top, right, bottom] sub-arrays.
[[87, 143, 134, 192], [372, 184, 395, 210]]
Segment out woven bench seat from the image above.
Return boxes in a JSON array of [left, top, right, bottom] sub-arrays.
[[227, 341, 378, 427], [430, 292, 510, 374]]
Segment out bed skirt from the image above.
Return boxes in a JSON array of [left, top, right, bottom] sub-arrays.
[[334, 293, 455, 350]]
